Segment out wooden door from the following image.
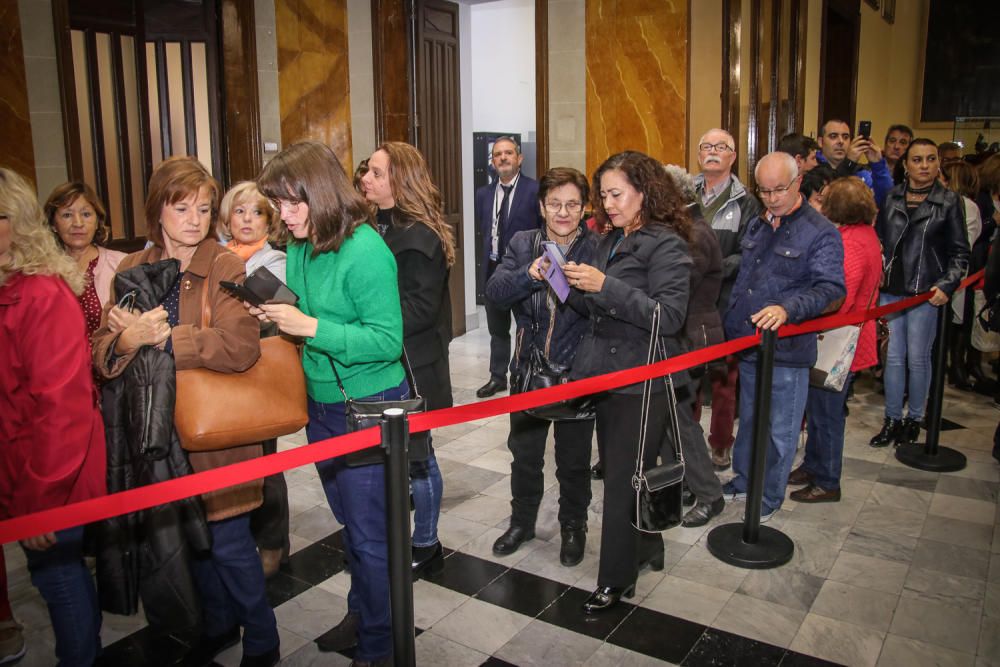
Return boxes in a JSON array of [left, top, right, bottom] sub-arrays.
[[415, 0, 465, 337]]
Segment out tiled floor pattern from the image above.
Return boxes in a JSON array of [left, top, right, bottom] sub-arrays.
[[5, 315, 1000, 666]]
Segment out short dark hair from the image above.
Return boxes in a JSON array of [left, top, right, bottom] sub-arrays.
[[823, 176, 877, 226], [44, 181, 109, 246], [778, 133, 819, 159], [800, 169, 833, 200], [820, 119, 850, 136], [492, 136, 521, 155], [884, 124, 913, 142], [538, 167, 589, 206], [938, 141, 962, 153]]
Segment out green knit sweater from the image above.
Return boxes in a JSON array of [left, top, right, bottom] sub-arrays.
[[286, 224, 405, 403]]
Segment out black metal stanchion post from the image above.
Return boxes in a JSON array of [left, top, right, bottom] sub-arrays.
[[707, 329, 795, 568], [382, 408, 416, 667], [896, 307, 967, 472]]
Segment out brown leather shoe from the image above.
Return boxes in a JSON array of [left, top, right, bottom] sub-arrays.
[[710, 448, 731, 470], [790, 484, 841, 503], [259, 547, 286, 579], [787, 465, 813, 487]]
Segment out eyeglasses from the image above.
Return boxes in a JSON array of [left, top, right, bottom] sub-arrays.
[[699, 142, 734, 153], [543, 201, 583, 214], [757, 177, 800, 198], [269, 198, 302, 212]]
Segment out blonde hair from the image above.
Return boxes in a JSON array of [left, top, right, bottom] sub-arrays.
[[0, 168, 84, 294], [217, 181, 279, 243]]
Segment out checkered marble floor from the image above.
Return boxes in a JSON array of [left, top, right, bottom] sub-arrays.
[[6, 309, 1000, 666]]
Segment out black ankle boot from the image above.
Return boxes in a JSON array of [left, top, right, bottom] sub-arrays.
[[870, 417, 902, 448], [899, 417, 922, 446], [559, 524, 587, 567], [949, 336, 973, 390]]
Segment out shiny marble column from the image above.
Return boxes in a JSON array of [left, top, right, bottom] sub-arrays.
[[275, 0, 353, 169], [585, 0, 688, 174]]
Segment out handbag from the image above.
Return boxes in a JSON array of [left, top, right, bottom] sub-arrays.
[[631, 304, 686, 533], [511, 232, 595, 422], [810, 285, 878, 392], [175, 256, 308, 451], [330, 350, 430, 467]]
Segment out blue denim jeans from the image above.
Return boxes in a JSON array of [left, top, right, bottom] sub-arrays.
[[23, 526, 101, 666], [730, 360, 809, 514], [881, 294, 940, 420], [409, 446, 442, 548], [193, 513, 279, 655], [803, 373, 853, 491], [306, 379, 409, 663]]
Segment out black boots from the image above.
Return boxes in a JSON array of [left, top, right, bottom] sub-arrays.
[[559, 524, 587, 566], [949, 335, 974, 390], [870, 417, 902, 448], [900, 417, 921, 445]]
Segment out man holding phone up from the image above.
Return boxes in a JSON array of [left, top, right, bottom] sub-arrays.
[[814, 119, 894, 208]]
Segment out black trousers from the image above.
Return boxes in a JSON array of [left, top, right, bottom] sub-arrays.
[[596, 391, 665, 588], [507, 410, 594, 528], [249, 438, 290, 552], [484, 298, 512, 381]]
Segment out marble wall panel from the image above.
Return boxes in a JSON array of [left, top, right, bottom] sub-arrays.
[[1, 0, 36, 184], [275, 0, 353, 169], [585, 0, 688, 175]]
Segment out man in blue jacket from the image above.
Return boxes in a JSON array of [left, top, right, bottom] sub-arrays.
[[722, 152, 846, 521], [815, 119, 894, 208], [475, 137, 542, 398]]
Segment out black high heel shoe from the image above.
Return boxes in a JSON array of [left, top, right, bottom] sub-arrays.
[[582, 584, 636, 614], [411, 542, 444, 577]]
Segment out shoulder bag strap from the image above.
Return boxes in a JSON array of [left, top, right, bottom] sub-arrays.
[[633, 303, 662, 481], [198, 252, 224, 329]]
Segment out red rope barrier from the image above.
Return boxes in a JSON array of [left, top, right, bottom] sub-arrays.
[[0, 269, 984, 544]]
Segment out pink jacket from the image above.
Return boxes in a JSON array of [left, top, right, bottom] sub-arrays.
[[93, 246, 127, 306]]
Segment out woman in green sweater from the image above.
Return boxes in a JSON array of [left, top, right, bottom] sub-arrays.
[[254, 141, 405, 666]]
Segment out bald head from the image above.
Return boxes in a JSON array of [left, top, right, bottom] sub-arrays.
[[755, 152, 801, 217]]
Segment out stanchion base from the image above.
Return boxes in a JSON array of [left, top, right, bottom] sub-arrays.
[[706, 523, 794, 569], [895, 443, 967, 472]]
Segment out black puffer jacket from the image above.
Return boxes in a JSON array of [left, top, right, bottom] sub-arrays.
[[486, 225, 597, 375], [877, 181, 970, 296], [93, 260, 211, 633], [683, 207, 725, 375]]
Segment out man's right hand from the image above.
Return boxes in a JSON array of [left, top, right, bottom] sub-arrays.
[[846, 135, 869, 163]]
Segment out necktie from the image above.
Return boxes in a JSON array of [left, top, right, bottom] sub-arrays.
[[497, 184, 514, 239]]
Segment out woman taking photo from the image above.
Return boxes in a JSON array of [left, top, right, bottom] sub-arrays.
[[485, 167, 597, 566], [255, 141, 405, 666], [1, 168, 106, 666], [872, 139, 970, 447], [789, 177, 881, 501], [44, 181, 126, 338], [564, 151, 692, 613], [359, 141, 453, 578], [217, 181, 290, 578], [92, 157, 279, 667]]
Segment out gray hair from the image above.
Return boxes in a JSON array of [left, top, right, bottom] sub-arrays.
[[754, 152, 799, 182], [697, 128, 736, 150], [663, 164, 696, 204]]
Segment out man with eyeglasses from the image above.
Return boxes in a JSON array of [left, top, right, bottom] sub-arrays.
[[475, 136, 543, 398], [722, 152, 845, 523], [692, 128, 762, 470], [815, 119, 893, 207]]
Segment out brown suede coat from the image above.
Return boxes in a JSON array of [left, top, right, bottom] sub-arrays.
[[92, 239, 264, 521]]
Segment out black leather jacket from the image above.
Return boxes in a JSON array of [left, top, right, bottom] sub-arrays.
[[94, 261, 211, 633], [876, 181, 970, 296]]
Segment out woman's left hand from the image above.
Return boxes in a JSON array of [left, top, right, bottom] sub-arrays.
[[929, 286, 949, 306], [21, 532, 57, 551], [251, 303, 318, 338], [563, 261, 605, 293]]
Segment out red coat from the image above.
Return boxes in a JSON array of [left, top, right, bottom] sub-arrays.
[[0, 273, 106, 520], [837, 224, 882, 371]]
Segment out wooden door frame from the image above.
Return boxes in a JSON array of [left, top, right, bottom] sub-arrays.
[[817, 0, 860, 131]]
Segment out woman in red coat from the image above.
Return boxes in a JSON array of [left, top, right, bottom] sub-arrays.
[[788, 176, 882, 502], [0, 168, 106, 666]]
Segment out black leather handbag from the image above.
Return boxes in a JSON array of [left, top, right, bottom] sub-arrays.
[[328, 352, 430, 467], [632, 304, 686, 533], [511, 233, 596, 422]]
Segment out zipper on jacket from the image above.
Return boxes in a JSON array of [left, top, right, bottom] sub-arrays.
[[914, 221, 929, 294], [142, 384, 153, 454]]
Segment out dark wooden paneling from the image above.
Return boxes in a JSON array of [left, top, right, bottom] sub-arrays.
[[722, 0, 742, 142], [417, 0, 464, 336], [535, 0, 548, 176], [53, 0, 84, 181], [220, 0, 262, 184], [372, 0, 411, 143], [818, 0, 860, 130], [0, 0, 36, 186]]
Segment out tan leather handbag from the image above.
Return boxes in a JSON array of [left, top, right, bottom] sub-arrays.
[[175, 257, 308, 451]]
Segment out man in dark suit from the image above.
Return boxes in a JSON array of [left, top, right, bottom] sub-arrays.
[[476, 136, 542, 398]]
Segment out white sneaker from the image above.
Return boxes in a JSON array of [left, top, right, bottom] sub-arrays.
[[742, 507, 778, 523]]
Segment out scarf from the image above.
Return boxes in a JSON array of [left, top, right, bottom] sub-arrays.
[[227, 237, 268, 262]]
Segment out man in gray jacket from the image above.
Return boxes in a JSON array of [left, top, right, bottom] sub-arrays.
[[693, 129, 762, 469]]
